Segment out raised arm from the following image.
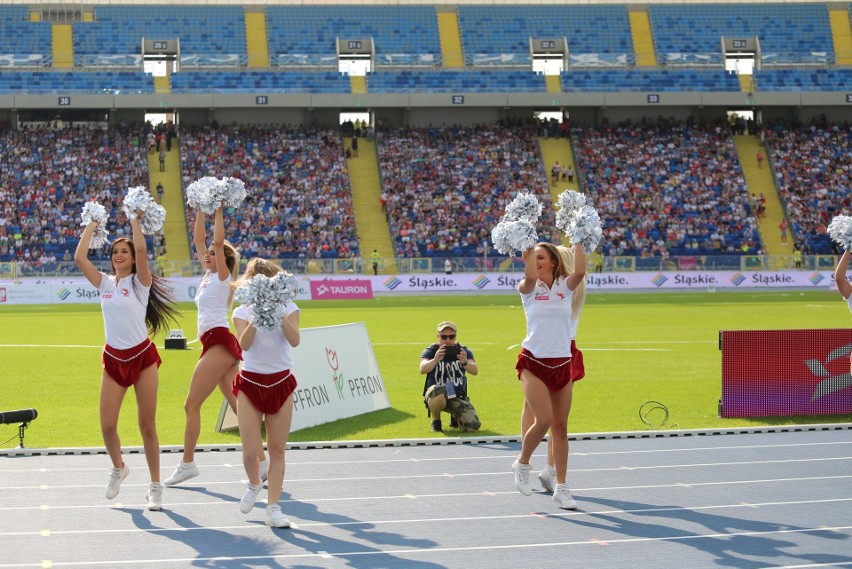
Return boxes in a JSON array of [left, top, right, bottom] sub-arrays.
[[566, 243, 587, 291], [131, 212, 152, 287], [282, 309, 300, 348], [518, 246, 538, 295], [74, 222, 103, 288], [192, 210, 207, 261], [233, 314, 255, 350], [212, 207, 230, 281], [834, 249, 852, 299]]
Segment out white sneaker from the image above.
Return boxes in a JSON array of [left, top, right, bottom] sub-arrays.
[[259, 459, 269, 484], [512, 459, 533, 496], [146, 482, 164, 511], [164, 461, 199, 486], [265, 504, 291, 528], [538, 464, 556, 493], [553, 483, 578, 510], [240, 481, 262, 514], [105, 464, 129, 499]]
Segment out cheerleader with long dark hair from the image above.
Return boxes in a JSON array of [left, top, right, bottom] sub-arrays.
[[75, 209, 179, 510]]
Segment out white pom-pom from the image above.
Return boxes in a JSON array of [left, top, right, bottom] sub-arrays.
[[81, 201, 108, 226], [828, 215, 852, 250], [555, 189, 602, 253], [122, 186, 154, 220], [504, 191, 542, 222], [491, 217, 538, 255], [563, 205, 603, 254], [555, 189, 586, 214], [139, 203, 166, 234], [80, 202, 109, 249], [186, 176, 221, 215], [221, 177, 247, 209], [122, 186, 165, 234], [234, 271, 298, 331]]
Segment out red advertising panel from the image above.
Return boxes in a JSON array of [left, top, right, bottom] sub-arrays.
[[309, 279, 373, 300], [720, 329, 852, 417]]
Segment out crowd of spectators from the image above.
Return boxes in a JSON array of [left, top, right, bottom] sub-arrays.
[[179, 124, 359, 261], [764, 122, 851, 254], [0, 124, 151, 271], [376, 122, 557, 260], [572, 120, 761, 258]]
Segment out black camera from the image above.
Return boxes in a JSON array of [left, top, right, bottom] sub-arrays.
[[443, 345, 461, 360]]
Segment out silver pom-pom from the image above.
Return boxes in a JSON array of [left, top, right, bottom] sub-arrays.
[[828, 215, 852, 250], [139, 202, 166, 234], [555, 190, 602, 253], [122, 186, 165, 234], [504, 191, 543, 222], [234, 271, 298, 331], [186, 176, 221, 215], [221, 177, 247, 209], [555, 189, 586, 214], [491, 218, 538, 255], [81, 201, 108, 226], [80, 201, 109, 249], [562, 205, 603, 254]]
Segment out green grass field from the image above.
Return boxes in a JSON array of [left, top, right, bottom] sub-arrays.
[[1, 290, 850, 449]]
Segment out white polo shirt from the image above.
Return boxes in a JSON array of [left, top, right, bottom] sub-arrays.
[[232, 302, 300, 373], [847, 294, 852, 315], [98, 272, 149, 349], [195, 270, 231, 336], [520, 277, 575, 358]]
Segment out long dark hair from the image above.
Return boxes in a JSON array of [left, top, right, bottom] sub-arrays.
[[111, 237, 180, 337]]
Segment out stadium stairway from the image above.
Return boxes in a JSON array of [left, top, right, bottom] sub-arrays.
[[346, 137, 397, 274], [148, 146, 191, 271], [628, 7, 657, 67], [829, 7, 852, 65], [437, 7, 464, 67], [245, 8, 270, 68], [51, 24, 73, 68], [734, 135, 789, 268]]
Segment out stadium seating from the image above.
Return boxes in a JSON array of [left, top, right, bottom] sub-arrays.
[[649, 4, 834, 66], [754, 69, 852, 91], [367, 70, 546, 93], [458, 5, 633, 66], [0, 6, 52, 67], [266, 6, 441, 67], [572, 123, 762, 257], [561, 69, 740, 92], [73, 6, 246, 67], [765, 123, 851, 254], [0, 125, 152, 266], [178, 126, 359, 261], [0, 71, 153, 94], [376, 124, 557, 259], [170, 71, 351, 94]]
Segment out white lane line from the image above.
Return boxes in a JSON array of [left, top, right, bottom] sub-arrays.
[[3, 456, 851, 492], [2, 474, 850, 514], [7, 497, 852, 537], [4, 440, 849, 473]]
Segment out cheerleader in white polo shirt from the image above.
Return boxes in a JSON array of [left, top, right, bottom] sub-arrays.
[[512, 242, 586, 509], [166, 207, 267, 486], [231, 258, 300, 528], [75, 210, 179, 510]]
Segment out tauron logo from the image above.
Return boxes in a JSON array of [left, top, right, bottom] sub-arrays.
[[805, 343, 852, 401]]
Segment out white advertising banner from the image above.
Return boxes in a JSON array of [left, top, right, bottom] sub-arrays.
[[217, 322, 390, 433], [0, 270, 841, 306]]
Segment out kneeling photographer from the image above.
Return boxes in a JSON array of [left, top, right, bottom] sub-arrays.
[[419, 321, 481, 433]]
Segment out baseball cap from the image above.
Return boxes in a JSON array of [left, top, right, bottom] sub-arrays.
[[436, 321, 457, 332]]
